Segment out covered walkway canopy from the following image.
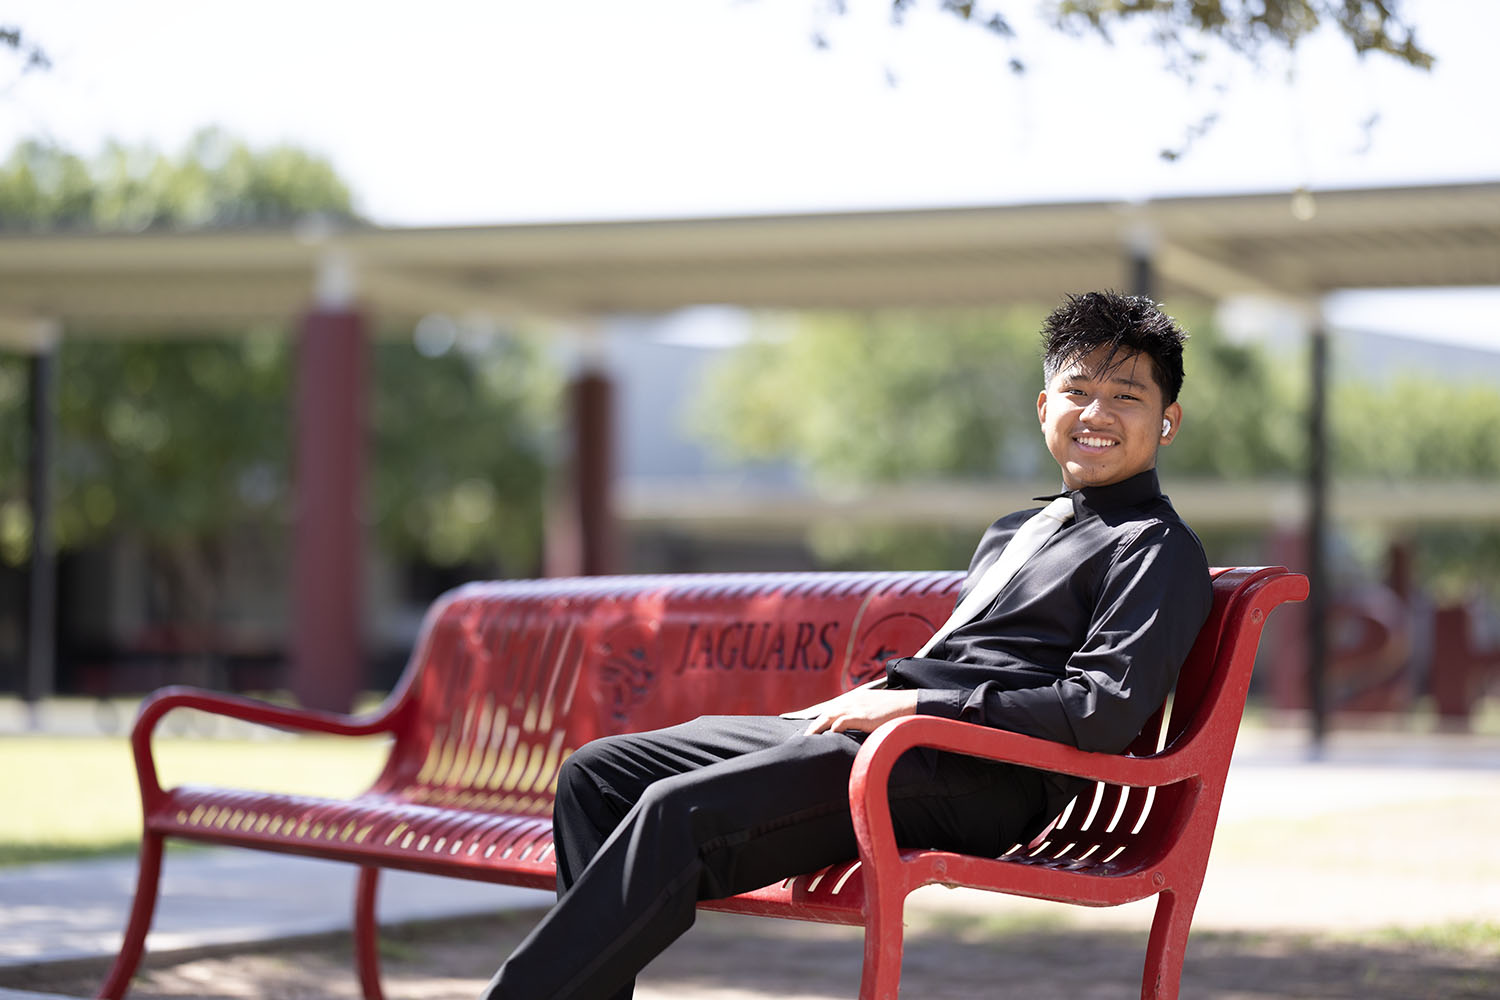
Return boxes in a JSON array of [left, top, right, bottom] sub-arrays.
[[2, 182, 1498, 329], [3, 180, 1498, 716]]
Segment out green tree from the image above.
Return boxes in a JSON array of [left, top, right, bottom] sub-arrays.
[[0, 128, 355, 231], [370, 332, 557, 574], [1156, 316, 1305, 479], [695, 308, 1052, 486], [39, 336, 293, 630], [1332, 375, 1500, 479]]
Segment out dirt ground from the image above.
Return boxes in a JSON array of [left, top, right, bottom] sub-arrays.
[[7, 730, 1499, 999], [5, 905, 1496, 1000]]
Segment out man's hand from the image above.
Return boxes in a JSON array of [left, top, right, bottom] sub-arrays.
[[804, 688, 920, 736]]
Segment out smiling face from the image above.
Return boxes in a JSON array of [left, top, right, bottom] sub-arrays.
[[1037, 347, 1182, 490]]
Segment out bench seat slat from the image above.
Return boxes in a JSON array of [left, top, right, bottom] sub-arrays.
[[146, 782, 1168, 916], [149, 787, 557, 888]]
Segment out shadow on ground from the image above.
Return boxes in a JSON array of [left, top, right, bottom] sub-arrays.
[[3, 910, 1494, 1000]]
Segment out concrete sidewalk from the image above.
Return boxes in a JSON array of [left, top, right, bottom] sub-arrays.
[[2, 724, 1497, 990], [0, 851, 550, 968]]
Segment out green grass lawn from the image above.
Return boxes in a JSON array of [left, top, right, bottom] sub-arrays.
[[0, 731, 389, 866]]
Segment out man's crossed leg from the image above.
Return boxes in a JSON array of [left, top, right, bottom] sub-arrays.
[[483, 715, 1045, 1000]]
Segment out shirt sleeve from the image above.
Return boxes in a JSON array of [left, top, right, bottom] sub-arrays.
[[908, 521, 1212, 754]]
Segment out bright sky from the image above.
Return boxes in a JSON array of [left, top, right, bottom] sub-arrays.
[[3, 0, 1499, 347]]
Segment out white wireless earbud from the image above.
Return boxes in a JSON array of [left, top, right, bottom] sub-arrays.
[[1162, 419, 1172, 435]]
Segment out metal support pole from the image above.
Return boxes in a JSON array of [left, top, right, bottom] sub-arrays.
[[1130, 248, 1155, 301], [1306, 325, 1330, 752], [24, 342, 57, 712]]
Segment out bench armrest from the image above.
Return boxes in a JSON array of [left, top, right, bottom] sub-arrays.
[[129, 686, 402, 808], [846, 715, 1202, 886]]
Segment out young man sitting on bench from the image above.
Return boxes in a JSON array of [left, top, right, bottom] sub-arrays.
[[481, 289, 1213, 1000]]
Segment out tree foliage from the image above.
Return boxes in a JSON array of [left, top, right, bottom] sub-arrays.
[[0, 128, 355, 232], [0, 25, 50, 77], [1047, 1, 1431, 69], [1332, 374, 1500, 479], [369, 332, 556, 573], [869, 0, 1432, 70], [44, 336, 291, 552], [693, 309, 1051, 485], [830, 1, 1433, 157], [1155, 316, 1305, 478]]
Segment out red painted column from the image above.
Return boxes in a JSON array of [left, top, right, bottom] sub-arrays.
[[291, 308, 367, 712], [545, 369, 618, 577], [575, 370, 618, 576]]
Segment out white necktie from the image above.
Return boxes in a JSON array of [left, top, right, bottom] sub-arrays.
[[782, 495, 1075, 719]]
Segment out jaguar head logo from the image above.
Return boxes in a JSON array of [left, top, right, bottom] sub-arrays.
[[597, 621, 659, 727], [845, 611, 938, 687]]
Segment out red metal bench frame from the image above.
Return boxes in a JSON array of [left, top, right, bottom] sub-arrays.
[[99, 566, 1305, 1000]]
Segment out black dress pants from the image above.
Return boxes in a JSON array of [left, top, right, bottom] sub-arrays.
[[480, 715, 1047, 1000]]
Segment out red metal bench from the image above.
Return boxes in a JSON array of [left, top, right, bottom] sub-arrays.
[[100, 566, 1305, 1000]]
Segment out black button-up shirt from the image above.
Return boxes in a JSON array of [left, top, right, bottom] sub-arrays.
[[887, 467, 1212, 757]]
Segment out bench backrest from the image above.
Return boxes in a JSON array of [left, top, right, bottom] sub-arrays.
[[368, 568, 1279, 843], [1012, 566, 1297, 873], [369, 571, 962, 814]]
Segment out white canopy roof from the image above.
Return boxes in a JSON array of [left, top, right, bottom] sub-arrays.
[[2, 181, 1497, 340]]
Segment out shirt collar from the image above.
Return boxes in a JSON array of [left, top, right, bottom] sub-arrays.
[[1034, 467, 1164, 521]]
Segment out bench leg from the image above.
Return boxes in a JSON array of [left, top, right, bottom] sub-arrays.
[[354, 866, 386, 1000], [96, 831, 165, 999], [857, 891, 906, 1000], [1140, 884, 1199, 1000]]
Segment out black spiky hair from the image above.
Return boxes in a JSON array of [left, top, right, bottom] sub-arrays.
[[1040, 291, 1187, 404]]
